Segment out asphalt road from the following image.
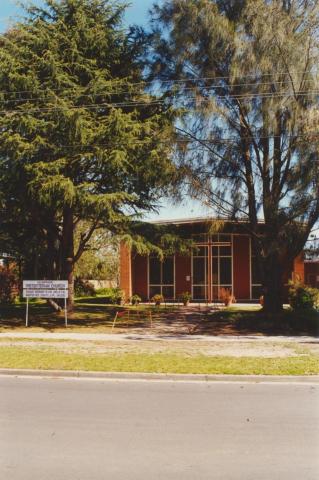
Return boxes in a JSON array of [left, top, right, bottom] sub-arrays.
[[0, 376, 318, 480]]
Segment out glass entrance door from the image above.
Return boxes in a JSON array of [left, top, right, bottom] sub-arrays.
[[211, 235, 232, 300], [191, 234, 233, 302], [192, 246, 208, 300]]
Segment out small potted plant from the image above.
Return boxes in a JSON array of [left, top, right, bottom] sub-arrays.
[[151, 293, 164, 306], [130, 294, 141, 306], [179, 291, 192, 306], [220, 288, 236, 307]]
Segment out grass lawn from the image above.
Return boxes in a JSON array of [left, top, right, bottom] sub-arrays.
[[0, 345, 318, 375], [0, 298, 318, 335], [0, 299, 161, 332]]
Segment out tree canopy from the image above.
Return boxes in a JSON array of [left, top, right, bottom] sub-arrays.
[[0, 0, 177, 306], [150, 0, 319, 311]]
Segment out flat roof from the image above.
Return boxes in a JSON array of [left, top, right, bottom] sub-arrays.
[[149, 216, 265, 226]]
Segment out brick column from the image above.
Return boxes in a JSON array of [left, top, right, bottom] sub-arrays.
[[119, 242, 132, 301], [293, 253, 305, 283]]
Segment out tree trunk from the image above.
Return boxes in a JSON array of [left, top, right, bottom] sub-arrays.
[[47, 226, 59, 280], [47, 298, 62, 312], [44, 223, 64, 312], [61, 205, 75, 311], [262, 255, 284, 313]]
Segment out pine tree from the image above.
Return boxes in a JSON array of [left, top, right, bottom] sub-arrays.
[[150, 0, 319, 312], [0, 0, 177, 308]]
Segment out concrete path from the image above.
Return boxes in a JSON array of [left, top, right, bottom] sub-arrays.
[[0, 331, 318, 342], [1, 376, 318, 480]]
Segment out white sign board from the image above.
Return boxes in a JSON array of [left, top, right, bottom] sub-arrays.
[[23, 280, 69, 327], [23, 280, 68, 298], [23, 290, 67, 298], [23, 280, 68, 290]]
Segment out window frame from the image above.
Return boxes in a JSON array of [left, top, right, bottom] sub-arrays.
[[211, 235, 233, 300], [148, 255, 175, 300], [192, 245, 208, 301], [250, 238, 262, 299]]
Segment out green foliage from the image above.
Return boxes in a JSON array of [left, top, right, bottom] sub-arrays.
[[0, 0, 177, 303], [178, 291, 191, 304], [151, 293, 164, 305], [74, 278, 96, 297], [95, 287, 124, 305], [130, 294, 142, 305], [150, 0, 319, 312], [0, 265, 19, 304], [74, 224, 119, 281], [289, 282, 319, 311]]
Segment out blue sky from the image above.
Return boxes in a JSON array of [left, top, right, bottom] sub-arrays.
[[0, 0, 210, 221], [0, 0, 155, 31]]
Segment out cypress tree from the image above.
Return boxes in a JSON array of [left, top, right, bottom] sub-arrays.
[[0, 0, 176, 308]]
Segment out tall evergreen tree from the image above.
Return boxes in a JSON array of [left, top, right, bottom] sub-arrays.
[[0, 0, 176, 308], [151, 0, 319, 312]]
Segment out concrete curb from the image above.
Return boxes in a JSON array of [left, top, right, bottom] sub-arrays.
[[1, 368, 319, 383]]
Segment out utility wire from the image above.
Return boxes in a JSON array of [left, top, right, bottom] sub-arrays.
[[7, 132, 319, 150], [1, 78, 318, 104], [0, 69, 317, 96], [0, 90, 318, 114]]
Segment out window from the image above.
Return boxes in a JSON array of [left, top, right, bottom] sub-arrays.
[[211, 237, 232, 300], [212, 234, 231, 244], [149, 257, 174, 299], [192, 246, 208, 300], [193, 257, 206, 284], [192, 233, 208, 244], [251, 244, 262, 299]]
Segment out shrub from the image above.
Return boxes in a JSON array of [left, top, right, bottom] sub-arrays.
[[130, 294, 142, 306], [178, 291, 191, 305], [220, 288, 236, 306], [288, 282, 319, 311], [74, 278, 96, 297], [0, 265, 19, 303], [96, 287, 125, 305], [95, 287, 109, 295], [151, 293, 164, 305]]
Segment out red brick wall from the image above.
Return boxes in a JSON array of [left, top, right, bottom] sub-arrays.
[[233, 235, 250, 300], [132, 255, 148, 300], [119, 242, 132, 300], [175, 254, 192, 297], [293, 253, 305, 283]]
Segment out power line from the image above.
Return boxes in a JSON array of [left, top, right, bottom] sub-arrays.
[[1, 78, 318, 105], [0, 69, 317, 96], [6, 132, 319, 150], [0, 90, 318, 115]]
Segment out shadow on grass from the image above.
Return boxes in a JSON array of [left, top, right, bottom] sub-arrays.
[[0, 302, 167, 331], [194, 309, 319, 336], [0, 302, 318, 336], [0, 302, 116, 331]]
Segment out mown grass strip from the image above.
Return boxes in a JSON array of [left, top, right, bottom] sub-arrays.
[[0, 346, 318, 375]]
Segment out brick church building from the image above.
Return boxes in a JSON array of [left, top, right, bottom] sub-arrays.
[[120, 218, 304, 302]]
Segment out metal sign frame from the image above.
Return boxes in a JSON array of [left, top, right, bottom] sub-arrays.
[[23, 280, 69, 327]]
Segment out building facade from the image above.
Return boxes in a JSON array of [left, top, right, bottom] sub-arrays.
[[304, 261, 319, 288], [120, 218, 304, 302]]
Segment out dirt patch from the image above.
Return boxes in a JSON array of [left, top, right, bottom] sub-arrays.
[[0, 338, 316, 358]]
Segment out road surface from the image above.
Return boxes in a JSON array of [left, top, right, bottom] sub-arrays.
[[1, 376, 318, 479]]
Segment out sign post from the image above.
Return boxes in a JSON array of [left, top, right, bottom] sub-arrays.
[[26, 298, 29, 328], [23, 281, 69, 327]]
